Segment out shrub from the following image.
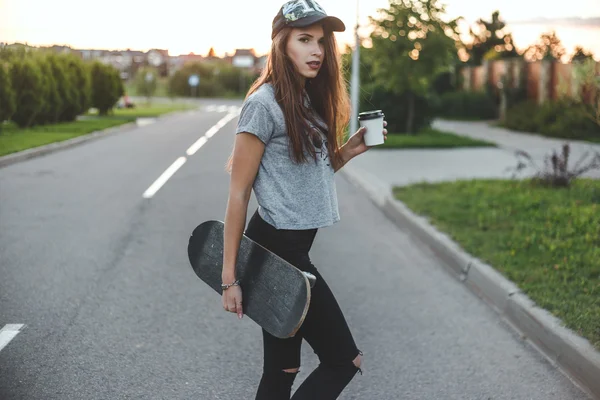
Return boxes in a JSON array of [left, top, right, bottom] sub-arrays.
[[90, 62, 124, 115], [135, 66, 158, 100], [0, 62, 16, 127], [169, 63, 224, 97], [360, 87, 433, 133], [9, 58, 45, 128], [431, 71, 456, 95], [503, 101, 540, 133], [34, 55, 63, 125], [432, 91, 497, 120], [504, 99, 600, 140], [62, 54, 91, 120], [46, 54, 79, 123]]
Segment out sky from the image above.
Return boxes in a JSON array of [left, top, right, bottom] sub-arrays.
[[1, 0, 599, 59]]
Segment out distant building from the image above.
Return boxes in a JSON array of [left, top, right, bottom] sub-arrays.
[[1, 42, 268, 78], [232, 49, 256, 69]]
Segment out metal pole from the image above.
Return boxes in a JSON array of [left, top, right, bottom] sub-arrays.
[[349, 0, 360, 136]]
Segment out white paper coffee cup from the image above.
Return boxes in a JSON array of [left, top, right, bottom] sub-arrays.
[[358, 110, 385, 146]]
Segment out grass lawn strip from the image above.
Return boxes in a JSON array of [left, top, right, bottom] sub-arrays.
[[380, 128, 496, 149], [0, 104, 194, 157], [393, 179, 600, 349], [87, 103, 195, 119], [0, 119, 131, 157]]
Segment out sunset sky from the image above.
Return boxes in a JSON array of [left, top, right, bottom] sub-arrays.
[[1, 0, 599, 59]]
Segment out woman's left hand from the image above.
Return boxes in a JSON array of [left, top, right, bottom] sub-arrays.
[[344, 120, 388, 160]]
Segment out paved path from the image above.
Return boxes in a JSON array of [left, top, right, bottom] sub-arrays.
[[350, 119, 600, 191]]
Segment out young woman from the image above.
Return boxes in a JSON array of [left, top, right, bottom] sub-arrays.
[[221, 1, 387, 398]]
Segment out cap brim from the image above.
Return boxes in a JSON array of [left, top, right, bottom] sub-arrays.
[[290, 15, 346, 33]]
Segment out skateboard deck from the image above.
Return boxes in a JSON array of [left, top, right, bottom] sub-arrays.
[[187, 220, 314, 339]]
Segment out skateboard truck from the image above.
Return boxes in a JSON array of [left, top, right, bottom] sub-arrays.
[[303, 272, 317, 288]]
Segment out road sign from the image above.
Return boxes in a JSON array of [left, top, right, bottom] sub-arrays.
[[188, 74, 200, 87]]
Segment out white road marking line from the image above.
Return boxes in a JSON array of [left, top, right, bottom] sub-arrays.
[[228, 106, 239, 113], [0, 324, 25, 353], [186, 137, 208, 156], [217, 105, 228, 112], [205, 105, 217, 112], [142, 157, 187, 199], [186, 112, 237, 156], [144, 111, 239, 198]]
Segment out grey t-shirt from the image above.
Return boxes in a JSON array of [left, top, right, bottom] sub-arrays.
[[235, 83, 340, 230]]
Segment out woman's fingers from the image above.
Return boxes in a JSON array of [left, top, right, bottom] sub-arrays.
[[236, 298, 243, 319], [223, 287, 243, 318]]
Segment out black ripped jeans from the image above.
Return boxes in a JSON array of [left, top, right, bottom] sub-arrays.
[[245, 209, 362, 400]]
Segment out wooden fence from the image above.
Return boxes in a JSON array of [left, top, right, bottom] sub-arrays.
[[459, 59, 599, 105]]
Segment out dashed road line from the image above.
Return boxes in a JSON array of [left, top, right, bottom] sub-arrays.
[[0, 324, 25, 353], [143, 110, 241, 198]]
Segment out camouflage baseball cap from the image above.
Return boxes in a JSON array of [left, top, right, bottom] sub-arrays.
[[272, 0, 346, 39]]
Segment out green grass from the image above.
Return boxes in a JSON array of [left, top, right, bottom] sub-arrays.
[[0, 119, 131, 156], [393, 179, 600, 349], [379, 128, 495, 149], [87, 103, 195, 119], [0, 103, 193, 157]]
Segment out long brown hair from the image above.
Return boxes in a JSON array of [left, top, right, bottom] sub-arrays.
[[226, 24, 350, 172]]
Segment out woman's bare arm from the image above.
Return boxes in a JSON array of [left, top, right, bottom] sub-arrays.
[[222, 132, 265, 283]]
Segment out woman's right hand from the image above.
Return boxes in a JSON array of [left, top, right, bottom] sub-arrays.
[[222, 285, 243, 319]]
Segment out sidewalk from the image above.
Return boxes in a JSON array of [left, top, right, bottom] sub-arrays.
[[340, 119, 600, 399], [349, 119, 600, 191]]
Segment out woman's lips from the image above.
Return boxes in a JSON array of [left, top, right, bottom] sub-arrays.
[[307, 61, 321, 70]]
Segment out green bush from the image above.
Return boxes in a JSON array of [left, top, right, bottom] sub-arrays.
[[46, 54, 79, 123], [0, 62, 16, 127], [431, 71, 456, 95], [360, 87, 433, 133], [504, 99, 600, 140], [62, 54, 91, 120], [168, 62, 256, 98], [135, 66, 158, 99], [34, 55, 63, 125], [169, 63, 224, 97], [432, 91, 497, 120], [90, 61, 124, 115], [10, 58, 45, 128], [503, 101, 539, 132]]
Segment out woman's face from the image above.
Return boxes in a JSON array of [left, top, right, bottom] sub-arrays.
[[286, 24, 325, 80]]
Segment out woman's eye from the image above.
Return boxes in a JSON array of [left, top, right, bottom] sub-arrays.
[[300, 38, 309, 43]]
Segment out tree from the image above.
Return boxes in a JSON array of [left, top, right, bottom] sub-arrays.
[[368, 0, 462, 132], [523, 31, 566, 62], [90, 62, 123, 115], [0, 62, 16, 130], [571, 46, 594, 63], [572, 58, 600, 126], [34, 55, 63, 125], [10, 58, 45, 128], [135, 66, 158, 103], [466, 11, 518, 66], [63, 54, 92, 119]]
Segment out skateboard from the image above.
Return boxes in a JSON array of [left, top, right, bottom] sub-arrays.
[[187, 220, 316, 339]]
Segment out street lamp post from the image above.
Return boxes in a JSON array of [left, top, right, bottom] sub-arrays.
[[349, 0, 360, 136]]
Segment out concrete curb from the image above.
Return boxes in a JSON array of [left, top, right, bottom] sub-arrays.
[[0, 109, 197, 169], [340, 165, 600, 400]]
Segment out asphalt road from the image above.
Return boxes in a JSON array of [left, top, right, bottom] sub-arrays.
[[0, 102, 592, 399]]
